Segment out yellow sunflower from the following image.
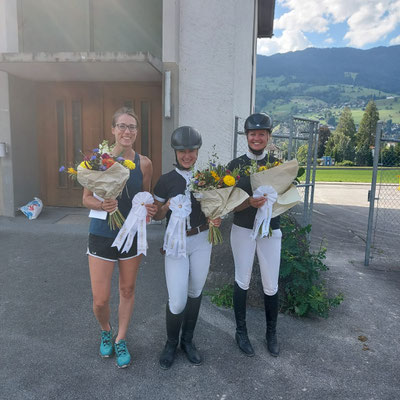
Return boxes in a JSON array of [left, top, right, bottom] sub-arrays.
[[223, 175, 235, 186], [123, 160, 136, 170], [210, 170, 220, 182], [68, 167, 77, 175], [258, 165, 268, 171]]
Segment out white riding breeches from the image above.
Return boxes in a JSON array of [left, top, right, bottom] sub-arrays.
[[230, 224, 282, 296], [165, 230, 212, 314]]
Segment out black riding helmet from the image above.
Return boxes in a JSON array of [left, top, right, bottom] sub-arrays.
[[244, 113, 273, 132], [171, 126, 202, 150]]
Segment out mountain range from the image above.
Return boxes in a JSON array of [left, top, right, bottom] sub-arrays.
[[255, 45, 400, 130], [256, 45, 400, 93]]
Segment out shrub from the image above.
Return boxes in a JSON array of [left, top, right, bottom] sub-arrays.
[[279, 215, 344, 318], [336, 160, 355, 166], [207, 284, 234, 308]]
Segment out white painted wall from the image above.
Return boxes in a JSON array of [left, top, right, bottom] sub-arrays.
[[0, 0, 18, 52], [177, 0, 255, 166], [0, 71, 14, 216]]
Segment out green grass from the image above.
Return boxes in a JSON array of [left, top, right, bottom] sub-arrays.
[[300, 167, 400, 183]]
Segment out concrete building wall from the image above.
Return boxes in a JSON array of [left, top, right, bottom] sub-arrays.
[[161, 0, 180, 172], [18, 0, 162, 57], [177, 0, 255, 167], [8, 75, 40, 211], [0, 72, 14, 216], [0, 0, 18, 52]]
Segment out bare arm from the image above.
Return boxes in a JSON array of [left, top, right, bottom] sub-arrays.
[[153, 199, 171, 221], [82, 188, 117, 213], [140, 155, 157, 218], [234, 196, 266, 212]]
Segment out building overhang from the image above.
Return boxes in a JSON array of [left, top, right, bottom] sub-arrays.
[[258, 0, 276, 38], [0, 52, 162, 82]]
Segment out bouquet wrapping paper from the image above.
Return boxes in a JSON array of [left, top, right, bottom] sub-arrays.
[[250, 159, 301, 218]]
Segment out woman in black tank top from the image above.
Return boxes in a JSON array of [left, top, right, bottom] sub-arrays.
[[82, 107, 157, 368]]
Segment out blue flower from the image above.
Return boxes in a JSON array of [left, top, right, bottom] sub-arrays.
[[116, 157, 124, 162], [90, 155, 97, 161], [210, 162, 216, 167], [194, 180, 199, 184], [59, 166, 66, 172], [92, 148, 99, 153], [100, 165, 107, 171]]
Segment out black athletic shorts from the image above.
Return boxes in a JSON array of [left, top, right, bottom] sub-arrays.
[[87, 233, 138, 261]]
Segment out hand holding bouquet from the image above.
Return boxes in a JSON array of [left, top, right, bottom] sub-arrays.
[[59, 140, 136, 229], [248, 159, 301, 238], [191, 163, 249, 244]]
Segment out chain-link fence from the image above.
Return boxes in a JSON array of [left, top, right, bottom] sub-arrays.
[[365, 122, 400, 267], [234, 116, 319, 229]]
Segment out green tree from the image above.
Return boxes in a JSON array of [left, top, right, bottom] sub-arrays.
[[325, 131, 354, 163], [317, 126, 331, 157], [355, 143, 373, 166], [356, 100, 380, 150], [296, 144, 308, 165], [336, 107, 356, 145]]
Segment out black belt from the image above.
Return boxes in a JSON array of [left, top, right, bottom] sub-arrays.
[[186, 223, 209, 237]]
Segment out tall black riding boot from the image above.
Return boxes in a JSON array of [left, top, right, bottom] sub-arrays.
[[180, 294, 203, 365], [264, 292, 280, 357], [233, 281, 255, 357], [159, 303, 184, 369]]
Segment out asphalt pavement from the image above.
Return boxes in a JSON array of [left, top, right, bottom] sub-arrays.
[[0, 184, 399, 400]]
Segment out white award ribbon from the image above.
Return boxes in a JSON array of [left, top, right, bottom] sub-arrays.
[[112, 191, 154, 256], [175, 168, 193, 230], [251, 185, 278, 240], [163, 194, 192, 258]]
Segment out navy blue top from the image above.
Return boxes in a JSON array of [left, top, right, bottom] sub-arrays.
[[227, 153, 280, 230], [89, 152, 143, 238], [153, 170, 207, 229]]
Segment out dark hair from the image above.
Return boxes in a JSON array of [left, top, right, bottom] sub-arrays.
[[112, 107, 139, 127]]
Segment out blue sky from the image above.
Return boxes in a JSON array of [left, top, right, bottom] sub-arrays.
[[258, 0, 400, 55]]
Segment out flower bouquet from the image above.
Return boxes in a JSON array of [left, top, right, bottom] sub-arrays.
[[191, 163, 249, 244], [59, 140, 136, 229], [248, 159, 301, 239]]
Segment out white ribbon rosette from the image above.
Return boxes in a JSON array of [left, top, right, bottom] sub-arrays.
[[251, 186, 278, 239], [112, 191, 154, 256], [163, 194, 192, 258], [250, 159, 301, 219]]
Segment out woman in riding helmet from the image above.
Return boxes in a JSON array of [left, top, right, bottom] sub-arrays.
[[152, 126, 221, 369], [227, 113, 281, 358]]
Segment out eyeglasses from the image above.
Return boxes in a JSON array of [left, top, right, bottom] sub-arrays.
[[115, 123, 138, 132]]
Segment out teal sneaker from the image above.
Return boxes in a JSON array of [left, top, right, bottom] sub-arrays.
[[99, 325, 113, 358], [114, 340, 131, 368]]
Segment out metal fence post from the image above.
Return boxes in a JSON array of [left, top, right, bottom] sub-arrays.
[[365, 121, 383, 266]]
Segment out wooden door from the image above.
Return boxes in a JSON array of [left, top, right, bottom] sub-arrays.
[[37, 83, 103, 207], [37, 82, 162, 207]]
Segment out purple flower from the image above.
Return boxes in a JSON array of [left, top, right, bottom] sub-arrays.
[[100, 165, 107, 171], [210, 162, 216, 167], [194, 180, 199, 184], [59, 166, 66, 172], [90, 155, 96, 161], [116, 157, 124, 162], [92, 148, 99, 153]]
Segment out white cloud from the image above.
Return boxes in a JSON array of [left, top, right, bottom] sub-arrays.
[[270, 0, 400, 51], [390, 34, 400, 44], [257, 30, 312, 56], [324, 37, 334, 44]]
